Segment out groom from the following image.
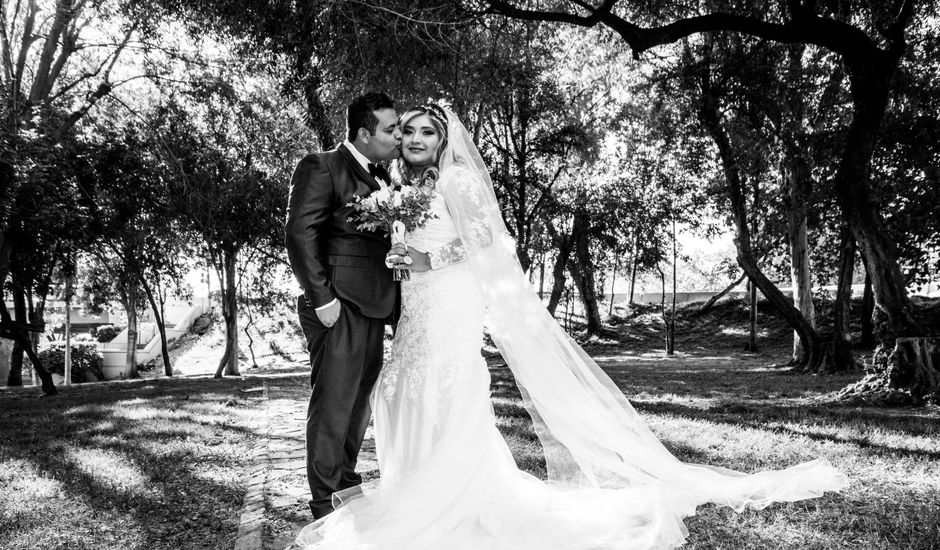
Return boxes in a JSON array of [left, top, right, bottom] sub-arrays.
[[285, 92, 401, 519]]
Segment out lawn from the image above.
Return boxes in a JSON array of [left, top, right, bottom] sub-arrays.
[[0, 376, 268, 550], [2, 297, 938, 549], [491, 352, 940, 549]]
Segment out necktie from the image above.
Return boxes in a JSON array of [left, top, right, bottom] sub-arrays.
[[368, 163, 390, 185]]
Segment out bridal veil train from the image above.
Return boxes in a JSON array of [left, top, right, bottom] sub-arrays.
[[296, 106, 848, 549]]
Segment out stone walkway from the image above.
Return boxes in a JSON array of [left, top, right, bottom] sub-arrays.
[[233, 374, 379, 550]]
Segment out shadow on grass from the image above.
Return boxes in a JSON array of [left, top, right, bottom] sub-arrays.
[[634, 400, 940, 461], [486, 356, 940, 549], [0, 376, 265, 550], [486, 356, 940, 460]]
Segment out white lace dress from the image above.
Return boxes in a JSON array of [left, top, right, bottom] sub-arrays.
[[295, 172, 846, 550], [298, 180, 686, 550]]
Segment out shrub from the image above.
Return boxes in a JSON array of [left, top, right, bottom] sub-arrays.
[[38, 343, 104, 383], [191, 313, 214, 336], [93, 324, 121, 343]]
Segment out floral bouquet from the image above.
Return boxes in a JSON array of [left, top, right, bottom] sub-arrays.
[[347, 170, 439, 281]]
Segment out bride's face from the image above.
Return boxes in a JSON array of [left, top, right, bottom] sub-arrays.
[[401, 114, 442, 168]]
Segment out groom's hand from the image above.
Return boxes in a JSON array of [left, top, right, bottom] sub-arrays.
[[401, 246, 431, 273], [385, 243, 411, 268], [315, 300, 342, 327], [385, 245, 430, 273]]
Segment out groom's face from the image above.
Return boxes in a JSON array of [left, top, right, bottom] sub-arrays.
[[359, 108, 402, 162]]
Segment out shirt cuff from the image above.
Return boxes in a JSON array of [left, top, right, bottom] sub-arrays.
[[314, 298, 338, 311]]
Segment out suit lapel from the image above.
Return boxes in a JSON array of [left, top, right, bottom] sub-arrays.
[[337, 144, 381, 192]]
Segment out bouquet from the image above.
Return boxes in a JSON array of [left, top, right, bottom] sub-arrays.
[[346, 169, 439, 281]]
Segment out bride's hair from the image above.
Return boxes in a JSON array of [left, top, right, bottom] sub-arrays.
[[395, 104, 449, 184]]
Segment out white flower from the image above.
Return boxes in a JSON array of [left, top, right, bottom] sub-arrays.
[[399, 185, 416, 198], [373, 186, 392, 205], [360, 195, 378, 210], [391, 189, 403, 207]]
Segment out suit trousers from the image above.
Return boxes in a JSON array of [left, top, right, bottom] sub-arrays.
[[298, 296, 385, 518]]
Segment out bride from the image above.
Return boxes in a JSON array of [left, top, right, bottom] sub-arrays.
[[295, 104, 848, 550]]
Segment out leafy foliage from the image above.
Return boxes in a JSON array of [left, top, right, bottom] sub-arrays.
[[92, 325, 121, 344], [37, 343, 103, 383]]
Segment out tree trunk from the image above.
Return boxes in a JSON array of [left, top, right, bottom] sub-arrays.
[[64, 273, 72, 386], [784, 153, 816, 363], [243, 294, 259, 369], [658, 264, 670, 354], [298, 61, 335, 149], [694, 273, 746, 317], [7, 285, 26, 386], [628, 236, 639, 305], [860, 267, 875, 347], [545, 220, 577, 316], [567, 210, 602, 335], [548, 255, 567, 316], [835, 60, 922, 342], [15, 331, 56, 395], [608, 251, 619, 316], [141, 279, 172, 377], [745, 279, 759, 353], [124, 285, 139, 379], [697, 54, 821, 370], [886, 338, 940, 402], [27, 294, 46, 385], [823, 225, 860, 372], [0, 293, 56, 395], [840, 337, 940, 405], [538, 252, 546, 300], [669, 220, 677, 353], [215, 249, 240, 377]]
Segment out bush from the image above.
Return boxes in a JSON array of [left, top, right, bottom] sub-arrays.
[[38, 343, 104, 383], [191, 313, 214, 336], [93, 324, 121, 343]]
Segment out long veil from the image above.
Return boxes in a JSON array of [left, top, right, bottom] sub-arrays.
[[436, 106, 848, 510]]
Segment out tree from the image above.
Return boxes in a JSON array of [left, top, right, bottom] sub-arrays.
[[483, 0, 933, 395], [156, 73, 312, 377], [80, 124, 193, 377], [0, 0, 158, 394], [693, 35, 824, 370]]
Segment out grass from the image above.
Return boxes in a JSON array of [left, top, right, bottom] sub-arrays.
[[489, 296, 940, 549], [3, 296, 939, 549], [491, 353, 940, 548], [0, 376, 268, 550]]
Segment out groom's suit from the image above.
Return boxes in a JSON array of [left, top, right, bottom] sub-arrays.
[[285, 143, 397, 519]]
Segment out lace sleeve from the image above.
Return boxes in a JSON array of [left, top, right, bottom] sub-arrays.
[[427, 239, 467, 270]]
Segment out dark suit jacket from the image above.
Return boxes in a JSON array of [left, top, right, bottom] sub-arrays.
[[285, 145, 396, 319]]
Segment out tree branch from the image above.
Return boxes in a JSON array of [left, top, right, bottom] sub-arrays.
[[13, 0, 39, 101], [484, 0, 614, 28], [885, 0, 917, 47], [28, 0, 73, 103], [52, 23, 136, 141], [484, 1, 879, 65]]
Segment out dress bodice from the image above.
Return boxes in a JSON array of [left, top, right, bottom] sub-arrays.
[[405, 187, 458, 253]]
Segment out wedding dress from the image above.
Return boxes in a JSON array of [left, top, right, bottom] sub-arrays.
[[295, 108, 848, 550]]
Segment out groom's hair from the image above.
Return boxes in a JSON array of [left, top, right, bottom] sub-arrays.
[[346, 92, 395, 142]]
